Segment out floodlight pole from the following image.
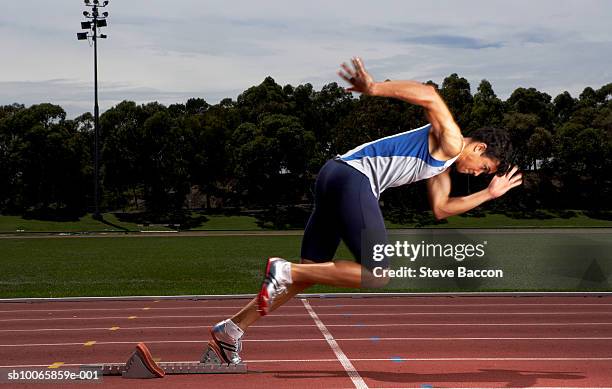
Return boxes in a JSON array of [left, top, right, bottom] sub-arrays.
[[93, 17, 100, 221], [77, 0, 109, 221]]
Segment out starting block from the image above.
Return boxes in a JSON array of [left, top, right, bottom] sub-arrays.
[[86, 342, 247, 378]]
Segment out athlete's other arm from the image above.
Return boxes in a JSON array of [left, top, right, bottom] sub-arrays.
[[426, 167, 523, 220], [338, 57, 463, 160]]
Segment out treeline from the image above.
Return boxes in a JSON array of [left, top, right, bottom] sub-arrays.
[[0, 75, 611, 221]]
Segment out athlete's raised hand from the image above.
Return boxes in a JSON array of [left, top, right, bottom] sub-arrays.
[[338, 57, 375, 95], [487, 166, 523, 199]]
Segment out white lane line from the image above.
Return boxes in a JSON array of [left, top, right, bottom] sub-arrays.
[[302, 299, 368, 389], [247, 357, 612, 362], [308, 303, 612, 307], [337, 337, 612, 341], [0, 325, 209, 332], [3, 302, 612, 314], [3, 336, 612, 347], [2, 290, 611, 303], [3, 311, 612, 322], [0, 305, 299, 313], [364, 386, 612, 389], [3, 321, 612, 333], [2, 357, 612, 369]]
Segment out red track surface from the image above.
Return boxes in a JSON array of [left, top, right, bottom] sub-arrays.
[[1, 296, 612, 388]]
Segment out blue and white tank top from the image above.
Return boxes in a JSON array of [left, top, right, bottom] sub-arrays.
[[336, 123, 460, 198]]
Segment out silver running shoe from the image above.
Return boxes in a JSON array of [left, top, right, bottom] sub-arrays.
[[208, 321, 243, 365], [257, 257, 291, 316]]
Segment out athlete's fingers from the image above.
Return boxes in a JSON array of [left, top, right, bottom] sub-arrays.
[[506, 166, 519, 178], [509, 173, 523, 184], [355, 57, 367, 74], [337, 70, 353, 84], [351, 57, 360, 73], [510, 180, 523, 189], [340, 63, 356, 78]]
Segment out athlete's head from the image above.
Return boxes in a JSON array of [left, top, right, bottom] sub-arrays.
[[455, 127, 513, 176]]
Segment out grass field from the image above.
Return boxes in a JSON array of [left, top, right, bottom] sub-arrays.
[[1, 210, 611, 233], [1, 230, 610, 298]]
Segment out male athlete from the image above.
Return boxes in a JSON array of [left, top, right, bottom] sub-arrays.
[[206, 57, 523, 364]]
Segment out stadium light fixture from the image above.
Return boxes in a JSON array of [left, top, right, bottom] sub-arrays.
[[76, 0, 110, 221]]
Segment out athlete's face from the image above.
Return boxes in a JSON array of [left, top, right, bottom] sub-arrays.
[[455, 142, 499, 176]]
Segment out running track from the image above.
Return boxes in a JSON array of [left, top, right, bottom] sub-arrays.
[[1, 296, 612, 388]]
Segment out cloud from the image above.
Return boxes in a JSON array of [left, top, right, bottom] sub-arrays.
[[0, 1, 611, 119], [0, 78, 249, 119], [401, 35, 503, 49]]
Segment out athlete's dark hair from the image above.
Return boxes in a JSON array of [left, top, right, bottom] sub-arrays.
[[469, 127, 514, 175]]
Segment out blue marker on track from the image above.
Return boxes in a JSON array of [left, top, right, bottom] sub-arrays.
[[390, 356, 406, 363]]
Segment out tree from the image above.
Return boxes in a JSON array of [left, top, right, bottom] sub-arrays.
[[1, 104, 90, 215], [470, 79, 503, 130], [230, 114, 315, 207], [553, 91, 576, 125], [140, 110, 191, 213], [551, 126, 612, 208], [236, 77, 290, 123], [502, 112, 539, 167], [440, 73, 473, 128], [185, 98, 210, 115], [505, 87, 553, 127], [101, 101, 146, 210], [189, 102, 238, 208], [526, 127, 553, 169]]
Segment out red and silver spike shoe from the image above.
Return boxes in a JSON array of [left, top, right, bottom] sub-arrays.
[[208, 323, 243, 365], [257, 257, 291, 316]]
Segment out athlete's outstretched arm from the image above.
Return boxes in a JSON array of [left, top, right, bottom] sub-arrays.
[[426, 168, 523, 220], [338, 57, 463, 159]]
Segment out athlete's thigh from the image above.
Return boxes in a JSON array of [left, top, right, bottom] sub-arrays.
[[300, 161, 342, 262], [301, 205, 341, 262], [337, 175, 388, 271]]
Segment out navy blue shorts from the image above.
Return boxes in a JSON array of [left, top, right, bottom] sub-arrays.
[[300, 159, 389, 271]]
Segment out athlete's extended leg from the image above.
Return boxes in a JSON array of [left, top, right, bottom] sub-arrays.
[[231, 281, 313, 331], [229, 259, 314, 330], [232, 259, 372, 329]]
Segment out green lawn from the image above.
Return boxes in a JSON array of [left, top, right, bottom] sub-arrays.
[[387, 210, 612, 228], [1, 230, 610, 298], [191, 215, 261, 231], [1, 210, 611, 233], [0, 213, 175, 233]]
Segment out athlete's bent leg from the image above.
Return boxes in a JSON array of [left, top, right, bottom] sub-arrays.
[[291, 260, 362, 288], [291, 259, 388, 288]]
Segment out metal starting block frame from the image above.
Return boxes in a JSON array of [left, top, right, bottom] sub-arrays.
[[85, 343, 247, 378]]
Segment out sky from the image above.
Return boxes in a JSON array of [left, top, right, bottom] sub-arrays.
[[1, 0, 611, 118]]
